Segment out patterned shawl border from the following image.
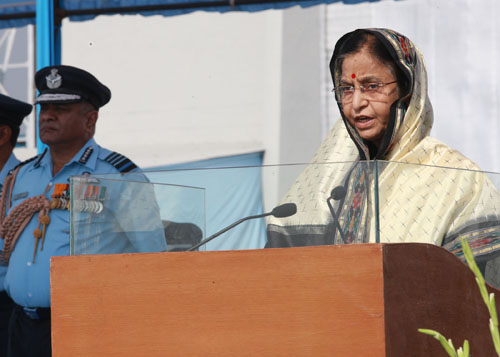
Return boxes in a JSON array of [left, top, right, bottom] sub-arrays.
[[442, 220, 500, 262], [443, 218, 500, 245], [340, 165, 369, 244]]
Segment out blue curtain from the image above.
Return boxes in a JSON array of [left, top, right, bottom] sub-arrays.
[[145, 152, 266, 251]]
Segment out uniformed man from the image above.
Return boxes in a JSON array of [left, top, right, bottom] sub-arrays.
[[0, 65, 167, 357], [0, 94, 32, 355]]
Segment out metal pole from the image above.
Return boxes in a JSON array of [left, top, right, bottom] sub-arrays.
[[35, 0, 59, 153]]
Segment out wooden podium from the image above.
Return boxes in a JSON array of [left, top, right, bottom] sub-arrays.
[[50, 243, 499, 356]]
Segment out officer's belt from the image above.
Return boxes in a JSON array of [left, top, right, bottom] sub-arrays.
[[14, 303, 51, 320]]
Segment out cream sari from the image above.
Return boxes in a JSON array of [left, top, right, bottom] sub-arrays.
[[267, 29, 500, 283]]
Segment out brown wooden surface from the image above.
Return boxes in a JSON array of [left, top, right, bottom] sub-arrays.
[[51, 245, 386, 356], [52, 243, 499, 356], [383, 243, 500, 356]]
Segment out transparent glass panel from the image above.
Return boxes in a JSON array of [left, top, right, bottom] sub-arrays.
[[264, 161, 377, 248], [145, 166, 267, 251], [70, 174, 205, 255], [145, 162, 377, 251], [68, 162, 376, 252], [69, 161, 500, 288]]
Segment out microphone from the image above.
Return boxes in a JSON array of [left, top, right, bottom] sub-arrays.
[[326, 186, 347, 244], [270, 203, 297, 218], [331, 186, 346, 200], [187, 203, 297, 251]]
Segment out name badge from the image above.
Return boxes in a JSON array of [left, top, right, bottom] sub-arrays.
[[13, 192, 28, 201]]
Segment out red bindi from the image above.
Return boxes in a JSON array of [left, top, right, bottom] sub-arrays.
[[351, 73, 356, 79]]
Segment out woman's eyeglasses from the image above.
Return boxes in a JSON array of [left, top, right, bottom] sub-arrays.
[[333, 80, 398, 103]]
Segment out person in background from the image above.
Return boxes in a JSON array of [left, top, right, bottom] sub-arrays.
[[0, 93, 32, 355], [0, 65, 166, 357]]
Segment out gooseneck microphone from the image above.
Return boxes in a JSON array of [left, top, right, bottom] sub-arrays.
[[187, 203, 297, 251], [327, 186, 347, 244]]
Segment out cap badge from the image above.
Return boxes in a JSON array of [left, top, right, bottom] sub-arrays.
[[46, 69, 62, 89]]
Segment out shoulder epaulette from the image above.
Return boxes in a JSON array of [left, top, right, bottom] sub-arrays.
[[79, 146, 94, 165], [9, 148, 47, 174], [104, 152, 138, 173]]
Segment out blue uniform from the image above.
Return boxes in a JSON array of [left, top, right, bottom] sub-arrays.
[[3, 138, 167, 308], [0, 153, 20, 292], [0, 153, 20, 185]]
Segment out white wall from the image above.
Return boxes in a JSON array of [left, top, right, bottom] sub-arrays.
[[62, 11, 283, 168]]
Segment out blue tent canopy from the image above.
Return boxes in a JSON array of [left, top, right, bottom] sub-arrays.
[[60, 0, 378, 21], [0, 0, 381, 29], [0, 0, 35, 29]]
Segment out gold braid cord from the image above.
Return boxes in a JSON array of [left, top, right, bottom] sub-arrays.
[[0, 166, 51, 263]]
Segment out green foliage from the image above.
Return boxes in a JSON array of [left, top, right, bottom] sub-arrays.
[[417, 329, 468, 357], [460, 237, 500, 355], [418, 238, 500, 356]]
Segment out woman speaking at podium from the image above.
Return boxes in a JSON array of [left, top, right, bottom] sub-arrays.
[[267, 28, 500, 286]]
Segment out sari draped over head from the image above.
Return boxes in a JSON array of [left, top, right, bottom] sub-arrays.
[[267, 28, 500, 285]]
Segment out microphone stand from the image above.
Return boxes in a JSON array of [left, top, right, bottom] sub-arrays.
[[187, 212, 271, 251], [327, 197, 347, 245]]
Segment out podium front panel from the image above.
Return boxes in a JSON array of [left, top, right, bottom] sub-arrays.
[[51, 245, 385, 356]]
